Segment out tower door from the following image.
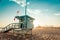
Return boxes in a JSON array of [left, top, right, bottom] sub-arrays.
[[20, 23, 24, 28]]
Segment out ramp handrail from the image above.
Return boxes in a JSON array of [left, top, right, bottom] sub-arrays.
[[1, 23, 20, 32]]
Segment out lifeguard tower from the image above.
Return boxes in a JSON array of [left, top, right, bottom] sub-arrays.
[[13, 15, 34, 34], [15, 15, 34, 28], [12, 15, 34, 40]]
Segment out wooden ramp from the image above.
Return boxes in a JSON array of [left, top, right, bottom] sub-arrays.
[[0, 23, 19, 33], [0, 23, 33, 40]]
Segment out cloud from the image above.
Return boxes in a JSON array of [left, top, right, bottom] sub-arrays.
[[27, 9, 41, 14], [10, 0, 26, 7], [9, 0, 30, 7], [54, 13, 60, 16], [10, 0, 21, 4]]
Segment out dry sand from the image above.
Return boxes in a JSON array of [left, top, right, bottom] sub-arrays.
[[0, 27, 60, 40]]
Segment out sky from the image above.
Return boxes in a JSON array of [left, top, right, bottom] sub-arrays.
[[0, 0, 60, 27]]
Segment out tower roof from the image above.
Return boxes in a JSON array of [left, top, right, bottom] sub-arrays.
[[15, 15, 34, 20]]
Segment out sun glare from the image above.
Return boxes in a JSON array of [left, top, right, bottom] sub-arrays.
[[33, 20, 40, 28]]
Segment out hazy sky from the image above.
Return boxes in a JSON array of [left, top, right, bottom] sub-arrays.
[[0, 0, 60, 27]]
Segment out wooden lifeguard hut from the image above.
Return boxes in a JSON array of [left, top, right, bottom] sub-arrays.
[[13, 15, 34, 40], [13, 15, 34, 34], [15, 15, 34, 29]]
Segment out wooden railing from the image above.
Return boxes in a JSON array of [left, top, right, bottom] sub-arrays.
[[0, 23, 33, 34], [0, 23, 20, 32]]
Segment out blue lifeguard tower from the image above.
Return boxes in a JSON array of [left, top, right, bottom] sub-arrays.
[[13, 15, 34, 34], [15, 15, 34, 29]]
